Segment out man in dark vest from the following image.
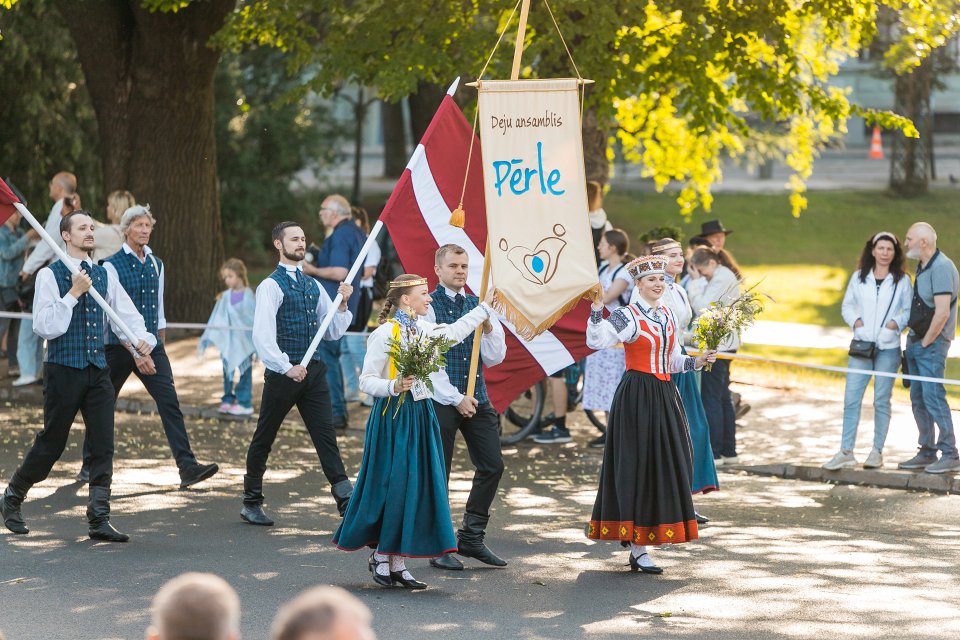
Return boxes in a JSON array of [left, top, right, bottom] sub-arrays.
[[76, 205, 219, 488], [241, 221, 354, 526], [1, 211, 155, 541], [426, 244, 508, 570]]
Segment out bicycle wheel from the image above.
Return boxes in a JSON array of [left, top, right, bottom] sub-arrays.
[[584, 409, 607, 433], [501, 380, 546, 444]]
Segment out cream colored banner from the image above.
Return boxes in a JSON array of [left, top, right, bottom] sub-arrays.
[[478, 78, 601, 340]]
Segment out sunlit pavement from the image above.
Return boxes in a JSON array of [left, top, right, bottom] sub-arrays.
[[1, 401, 959, 640]]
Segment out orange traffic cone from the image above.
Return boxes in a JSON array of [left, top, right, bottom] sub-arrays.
[[868, 126, 884, 159]]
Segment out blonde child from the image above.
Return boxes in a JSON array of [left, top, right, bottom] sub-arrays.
[[199, 259, 257, 416]]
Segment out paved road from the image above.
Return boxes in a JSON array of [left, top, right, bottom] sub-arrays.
[[1, 405, 959, 640]]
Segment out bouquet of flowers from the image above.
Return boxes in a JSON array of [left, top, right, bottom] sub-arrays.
[[692, 282, 769, 371], [385, 326, 455, 415]]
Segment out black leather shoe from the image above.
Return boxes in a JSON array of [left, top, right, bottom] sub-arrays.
[[368, 553, 394, 587], [89, 521, 130, 543], [430, 553, 464, 571], [457, 543, 508, 567], [1, 487, 29, 535], [390, 571, 428, 590], [240, 505, 274, 526], [180, 462, 219, 489], [695, 512, 710, 525], [628, 553, 663, 575], [332, 415, 349, 431], [75, 466, 90, 484]]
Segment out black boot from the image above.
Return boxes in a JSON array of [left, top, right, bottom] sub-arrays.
[[240, 475, 274, 526], [75, 464, 90, 484], [456, 512, 507, 567], [87, 486, 129, 542], [331, 479, 352, 517], [1, 475, 31, 535]]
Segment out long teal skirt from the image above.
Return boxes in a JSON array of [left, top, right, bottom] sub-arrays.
[[675, 370, 719, 494], [333, 395, 457, 558]]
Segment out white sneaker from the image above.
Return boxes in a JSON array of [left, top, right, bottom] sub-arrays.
[[11, 375, 39, 387], [713, 457, 725, 467], [863, 448, 883, 469], [823, 451, 857, 471], [722, 455, 740, 466], [227, 404, 254, 416]]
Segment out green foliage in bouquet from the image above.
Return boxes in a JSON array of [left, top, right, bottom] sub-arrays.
[[384, 327, 455, 415], [692, 282, 771, 371]]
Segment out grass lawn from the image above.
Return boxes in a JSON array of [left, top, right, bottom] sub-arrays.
[[603, 189, 960, 327]]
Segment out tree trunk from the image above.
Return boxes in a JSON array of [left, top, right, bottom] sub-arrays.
[[581, 107, 610, 186], [351, 89, 366, 204], [55, 0, 235, 321], [408, 81, 446, 144], [890, 56, 932, 196], [382, 99, 408, 178]]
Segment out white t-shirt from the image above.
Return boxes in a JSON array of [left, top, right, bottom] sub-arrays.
[[598, 261, 633, 313], [360, 240, 381, 289]]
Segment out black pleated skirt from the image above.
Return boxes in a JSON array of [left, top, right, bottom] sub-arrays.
[[586, 370, 698, 546]]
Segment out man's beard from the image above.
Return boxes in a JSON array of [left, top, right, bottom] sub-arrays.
[[283, 249, 304, 262], [906, 247, 921, 260]]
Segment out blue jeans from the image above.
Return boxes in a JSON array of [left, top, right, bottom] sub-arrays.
[[318, 337, 346, 418], [17, 319, 43, 379], [222, 357, 253, 408], [841, 347, 900, 452], [905, 336, 957, 459], [340, 333, 367, 401]]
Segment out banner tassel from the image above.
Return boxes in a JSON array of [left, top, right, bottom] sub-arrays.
[[449, 204, 466, 228]]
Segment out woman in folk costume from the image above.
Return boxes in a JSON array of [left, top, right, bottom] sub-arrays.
[[649, 239, 719, 519], [333, 274, 497, 590], [586, 255, 717, 574]]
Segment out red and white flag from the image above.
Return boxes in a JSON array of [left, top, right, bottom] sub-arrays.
[[378, 80, 594, 413], [0, 178, 21, 226]]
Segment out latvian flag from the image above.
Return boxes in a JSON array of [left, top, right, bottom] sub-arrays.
[[378, 80, 594, 413], [0, 178, 22, 226]]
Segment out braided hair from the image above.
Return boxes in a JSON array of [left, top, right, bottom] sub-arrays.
[[376, 274, 426, 324]]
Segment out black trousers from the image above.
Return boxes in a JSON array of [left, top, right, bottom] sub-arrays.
[[701, 357, 737, 458], [17, 364, 115, 488], [246, 360, 347, 486], [433, 401, 504, 518], [83, 343, 196, 470]]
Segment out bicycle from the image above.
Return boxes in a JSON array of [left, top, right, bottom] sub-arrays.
[[500, 360, 607, 444]]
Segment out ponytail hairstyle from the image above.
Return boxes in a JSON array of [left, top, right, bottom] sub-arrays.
[[603, 228, 629, 257], [690, 247, 743, 279], [377, 274, 426, 324]]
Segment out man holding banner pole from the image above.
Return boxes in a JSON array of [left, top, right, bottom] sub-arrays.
[[241, 221, 360, 527], [0, 206, 155, 542]]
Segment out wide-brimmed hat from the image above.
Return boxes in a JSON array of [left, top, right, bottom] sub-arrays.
[[699, 220, 732, 236]]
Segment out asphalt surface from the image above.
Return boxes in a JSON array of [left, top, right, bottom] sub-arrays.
[[1, 404, 959, 640]]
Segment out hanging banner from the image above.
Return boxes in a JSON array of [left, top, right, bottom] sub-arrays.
[[478, 78, 601, 340]]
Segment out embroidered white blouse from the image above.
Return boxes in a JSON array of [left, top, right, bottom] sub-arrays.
[[359, 303, 493, 399]]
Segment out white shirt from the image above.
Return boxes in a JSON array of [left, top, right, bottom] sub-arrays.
[[586, 298, 695, 374], [253, 263, 352, 374], [633, 281, 693, 335], [102, 243, 167, 331], [424, 285, 508, 406], [359, 304, 493, 399], [360, 241, 381, 289], [687, 265, 741, 351], [33, 254, 157, 350], [598, 261, 634, 313], [22, 199, 65, 275]]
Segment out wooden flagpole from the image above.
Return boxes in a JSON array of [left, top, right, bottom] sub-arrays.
[[464, 0, 530, 399]]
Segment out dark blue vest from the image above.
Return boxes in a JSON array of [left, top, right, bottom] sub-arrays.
[[430, 286, 488, 404], [104, 248, 162, 344], [271, 266, 322, 364], [46, 260, 109, 369]]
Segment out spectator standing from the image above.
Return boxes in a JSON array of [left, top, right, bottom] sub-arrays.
[[146, 573, 241, 640], [199, 258, 257, 417], [92, 190, 134, 263], [697, 219, 732, 252], [303, 194, 365, 430], [14, 172, 77, 387], [824, 232, 911, 471], [0, 210, 35, 377], [340, 206, 380, 407], [271, 586, 375, 640], [688, 247, 743, 465], [898, 222, 959, 474], [587, 181, 613, 266]]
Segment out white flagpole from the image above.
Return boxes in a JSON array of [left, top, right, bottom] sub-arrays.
[[298, 219, 384, 367], [14, 201, 143, 348]]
